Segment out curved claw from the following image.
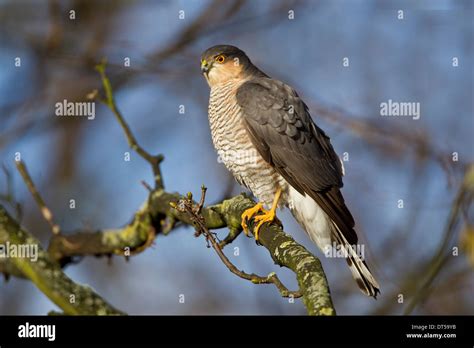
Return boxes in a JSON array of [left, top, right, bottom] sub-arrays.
[[240, 189, 282, 241], [252, 209, 276, 241], [241, 203, 264, 236]]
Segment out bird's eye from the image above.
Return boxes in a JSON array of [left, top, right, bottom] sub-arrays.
[[215, 55, 226, 63]]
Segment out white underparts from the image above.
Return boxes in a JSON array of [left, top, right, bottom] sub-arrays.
[[287, 185, 333, 252]]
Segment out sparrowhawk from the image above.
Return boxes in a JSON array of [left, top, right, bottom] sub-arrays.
[[201, 45, 380, 298]]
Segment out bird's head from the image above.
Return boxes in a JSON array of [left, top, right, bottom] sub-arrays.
[[200, 45, 258, 87]]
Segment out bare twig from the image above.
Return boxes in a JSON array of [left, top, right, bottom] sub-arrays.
[[172, 186, 302, 299], [0, 165, 22, 221], [140, 180, 153, 193], [94, 60, 165, 190], [15, 160, 61, 235]]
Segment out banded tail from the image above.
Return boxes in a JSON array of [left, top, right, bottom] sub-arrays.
[[288, 186, 380, 298]]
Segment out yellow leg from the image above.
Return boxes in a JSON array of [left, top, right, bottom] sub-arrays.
[[241, 188, 281, 241]]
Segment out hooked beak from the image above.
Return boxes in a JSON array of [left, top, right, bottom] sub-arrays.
[[201, 59, 211, 74]]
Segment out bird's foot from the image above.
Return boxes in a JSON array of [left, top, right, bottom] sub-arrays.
[[241, 203, 277, 241], [252, 208, 276, 241], [241, 203, 264, 237]]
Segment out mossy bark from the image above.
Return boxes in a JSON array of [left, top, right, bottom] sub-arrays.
[[1, 189, 336, 316], [0, 206, 124, 315], [149, 190, 336, 315]]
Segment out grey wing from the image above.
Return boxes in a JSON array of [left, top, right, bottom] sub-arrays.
[[236, 78, 357, 244]]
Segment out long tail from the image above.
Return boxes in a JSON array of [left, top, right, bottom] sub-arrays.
[[331, 221, 380, 298], [288, 187, 380, 298]]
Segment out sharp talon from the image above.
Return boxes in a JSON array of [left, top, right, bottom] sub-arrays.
[[241, 203, 264, 237], [241, 202, 279, 241], [241, 189, 282, 241], [242, 220, 250, 236], [253, 209, 276, 241]]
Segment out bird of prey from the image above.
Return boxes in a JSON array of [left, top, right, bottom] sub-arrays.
[[200, 44, 380, 297]]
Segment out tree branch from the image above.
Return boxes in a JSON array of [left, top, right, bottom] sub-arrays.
[[15, 160, 61, 235], [47, 203, 156, 264], [4, 182, 336, 314], [172, 186, 302, 299], [94, 60, 164, 190], [403, 165, 474, 314], [0, 205, 124, 315], [151, 189, 336, 315]]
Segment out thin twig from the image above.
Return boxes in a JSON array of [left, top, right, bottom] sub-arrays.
[[196, 185, 207, 214], [94, 60, 165, 190], [0, 165, 22, 220], [140, 180, 153, 193], [173, 186, 302, 299], [15, 160, 61, 235]]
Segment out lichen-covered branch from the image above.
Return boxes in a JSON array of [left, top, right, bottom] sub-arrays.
[[172, 187, 302, 299], [0, 205, 124, 315], [43, 188, 336, 315], [259, 222, 336, 315], [148, 189, 336, 315], [47, 203, 156, 263]]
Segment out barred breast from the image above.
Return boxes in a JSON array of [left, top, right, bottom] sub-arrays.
[[208, 79, 288, 207]]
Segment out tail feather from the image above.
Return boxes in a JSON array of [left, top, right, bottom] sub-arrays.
[[331, 222, 380, 298], [288, 186, 380, 298]]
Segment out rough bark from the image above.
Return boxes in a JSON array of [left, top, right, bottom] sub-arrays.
[[1, 189, 336, 315], [0, 205, 124, 315]]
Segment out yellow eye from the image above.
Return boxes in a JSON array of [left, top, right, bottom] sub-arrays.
[[215, 55, 226, 63]]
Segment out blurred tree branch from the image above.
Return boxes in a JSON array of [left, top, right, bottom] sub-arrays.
[[371, 165, 474, 315], [403, 165, 474, 314], [0, 205, 124, 315], [15, 161, 61, 235], [94, 61, 164, 190], [311, 103, 463, 185]]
